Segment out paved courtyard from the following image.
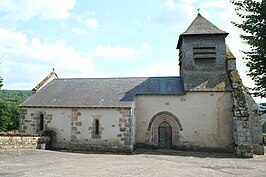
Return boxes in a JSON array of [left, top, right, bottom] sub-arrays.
[[0, 149, 266, 177]]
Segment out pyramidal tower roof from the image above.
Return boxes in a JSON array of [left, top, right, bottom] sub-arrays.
[[182, 13, 228, 35], [177, 13, 228, 48]]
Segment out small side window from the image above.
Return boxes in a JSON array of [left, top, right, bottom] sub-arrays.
[[91, 119, 101, 139], [95, 119, 99, 135], [37, 113, 44, 132]]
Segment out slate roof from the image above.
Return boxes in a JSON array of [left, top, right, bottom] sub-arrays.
[[20, 77, 184, 108], [177, 13, 228, 49], [182, 13, 228, 36]]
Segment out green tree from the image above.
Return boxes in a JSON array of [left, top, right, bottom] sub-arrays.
[[0, 90, 32, 104], [0, 101, 20, 131], [231, 0, 266, 101], [0, 77, 3, 89], [0, 90, 31, 131], [0, 63, 3, 89]]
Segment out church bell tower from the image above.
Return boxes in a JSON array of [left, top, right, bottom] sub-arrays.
[[177, 13, 231, 92]]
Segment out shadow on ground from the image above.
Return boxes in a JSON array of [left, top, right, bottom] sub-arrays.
[[51, 146, 266, 159], [132, 149, 236, 158], [55, 148, 236, 158]]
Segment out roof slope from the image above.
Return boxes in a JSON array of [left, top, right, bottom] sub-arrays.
[[226, 45, 236, 60], [177, 13, 228, 49], [20, 77, 184, 108], [182, 13, 228, 35]]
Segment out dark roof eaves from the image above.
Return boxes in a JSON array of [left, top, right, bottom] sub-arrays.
[[187, 90, 232, 92], [135, 93, 185, 96], [19, 105, 132, 109], [56, 76, 181, 80], [181, 32, 229, 37], [177, 33, 229, 49]]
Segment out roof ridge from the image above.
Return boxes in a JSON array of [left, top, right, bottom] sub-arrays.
[[56, 76, 181, 80], [32, 69, 58, 92]]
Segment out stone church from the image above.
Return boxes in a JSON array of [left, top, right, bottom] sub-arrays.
[[20, 13, 264, 157]]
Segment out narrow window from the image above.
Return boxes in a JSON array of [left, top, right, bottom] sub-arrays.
[[39, 114, 44, 131], [95, 120, 99, 135]]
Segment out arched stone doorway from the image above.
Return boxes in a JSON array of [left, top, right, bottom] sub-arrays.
[[148, 111, 183, 148]]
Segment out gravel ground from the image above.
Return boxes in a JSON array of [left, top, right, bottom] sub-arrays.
[[0, 148, 266, 177]]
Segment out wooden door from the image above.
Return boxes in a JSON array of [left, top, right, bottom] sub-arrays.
[[158, 122, 172, 148]]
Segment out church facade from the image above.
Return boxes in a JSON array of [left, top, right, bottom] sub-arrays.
[[20, 14, 264, 157]]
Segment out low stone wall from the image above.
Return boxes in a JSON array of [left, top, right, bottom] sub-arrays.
[[0, 132, 49, 149]]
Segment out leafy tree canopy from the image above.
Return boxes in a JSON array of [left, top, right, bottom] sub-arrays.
[[0, 90, 31, 104], [0, 77, 3, 89], [0, 64, 3, 89], [0, 90, 31, 132], [231, 0, 266, 100], [0, 101, 20, 132]]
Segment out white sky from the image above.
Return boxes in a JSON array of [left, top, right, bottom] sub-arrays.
[[0, 0, 265, 103]]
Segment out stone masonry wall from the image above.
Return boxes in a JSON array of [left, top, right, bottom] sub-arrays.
[[71, 108, 82, 141], [50, 108, 133, 153], [226, 47, 264, 157], [180, 35, 231, 92], [245, 93, 264, 155], [117, 108, 133, 150], [229, 70, 253, 157], [19, 109, 28, 132], [0, 133, 49, 149], [19, 109, 53, 134]]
